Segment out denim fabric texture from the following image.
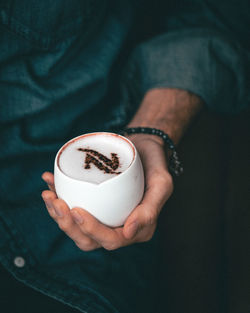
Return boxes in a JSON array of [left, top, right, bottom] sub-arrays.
[[0, 1, 249, 312]]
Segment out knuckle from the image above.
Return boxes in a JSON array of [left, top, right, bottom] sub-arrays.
[[75, 241, 96, 252], [150, 171, 174, 194], [82, 223, 94, 236], [48, 209, 57, 219], [151, 170, 174, 198], [144, 211, 157, 225], [103, 242, 119, 251], [58, 220, 70, 232], [160, 170, 173, 186], [141, 232, 154, 243], [53, 199, 61, 207]]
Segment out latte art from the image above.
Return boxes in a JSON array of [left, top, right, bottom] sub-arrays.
[[78, 148, 121, 175], [58, 133, 134, 184]]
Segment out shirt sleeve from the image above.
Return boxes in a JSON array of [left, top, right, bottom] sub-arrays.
[[123, 0, 250, 113]]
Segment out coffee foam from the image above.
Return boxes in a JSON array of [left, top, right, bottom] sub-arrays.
[[58, 134, 134, 184]]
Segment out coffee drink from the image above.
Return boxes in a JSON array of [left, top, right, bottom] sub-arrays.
[[58, 133, 134, 184], [54, 132, 144, 226]]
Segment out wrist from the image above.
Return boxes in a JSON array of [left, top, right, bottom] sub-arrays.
[[127, 88, 203, 144]]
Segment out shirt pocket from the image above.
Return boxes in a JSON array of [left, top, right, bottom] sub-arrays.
[[0, 0, 99, 50]]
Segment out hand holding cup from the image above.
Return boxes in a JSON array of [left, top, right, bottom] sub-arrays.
[[42, 133, 173, 251]]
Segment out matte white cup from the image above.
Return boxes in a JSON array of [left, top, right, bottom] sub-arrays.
[[54, 132, 145, 227]]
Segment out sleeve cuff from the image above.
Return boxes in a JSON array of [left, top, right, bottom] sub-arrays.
[[123, 28, 250, 114]]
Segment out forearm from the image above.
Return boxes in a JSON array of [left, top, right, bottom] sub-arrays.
[[127, 88, 203, 145]]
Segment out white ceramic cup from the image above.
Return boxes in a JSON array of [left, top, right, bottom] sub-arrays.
[[54, 132, 144, 227]]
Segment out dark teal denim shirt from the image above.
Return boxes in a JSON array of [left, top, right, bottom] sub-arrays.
[[0, 1, 249, 312]]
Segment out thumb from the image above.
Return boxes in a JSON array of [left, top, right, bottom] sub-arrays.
[[123, 172, 172, 240], [123, 203, 155, 240], [123, 218, 140, 240]]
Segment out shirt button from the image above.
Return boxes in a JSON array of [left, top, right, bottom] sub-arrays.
[[14, 256, 26, 268]]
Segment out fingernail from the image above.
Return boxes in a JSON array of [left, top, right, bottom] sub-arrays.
[[54, 205, 63, 217], [127, 221, 138, 238], [71, 211, 83, 224]]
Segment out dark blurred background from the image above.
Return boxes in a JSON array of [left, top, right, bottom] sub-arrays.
[[158, 109, 250, 313]]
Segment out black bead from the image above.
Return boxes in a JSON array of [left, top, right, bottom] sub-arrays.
[[162, 134, 167, 140]]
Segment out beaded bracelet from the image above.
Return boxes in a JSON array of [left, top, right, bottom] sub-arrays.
[[121, 127, 183, 177]]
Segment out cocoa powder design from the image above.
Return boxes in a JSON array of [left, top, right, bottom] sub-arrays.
[[78, 148, 121, 175]]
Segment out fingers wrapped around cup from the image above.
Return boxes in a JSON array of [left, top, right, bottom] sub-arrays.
[[54, 132, 145, 227]]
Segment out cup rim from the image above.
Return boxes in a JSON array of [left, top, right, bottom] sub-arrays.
[[56, 132, 136, 184]]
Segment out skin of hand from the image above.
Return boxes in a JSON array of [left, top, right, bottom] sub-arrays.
[[41, 88, 202, 251]]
